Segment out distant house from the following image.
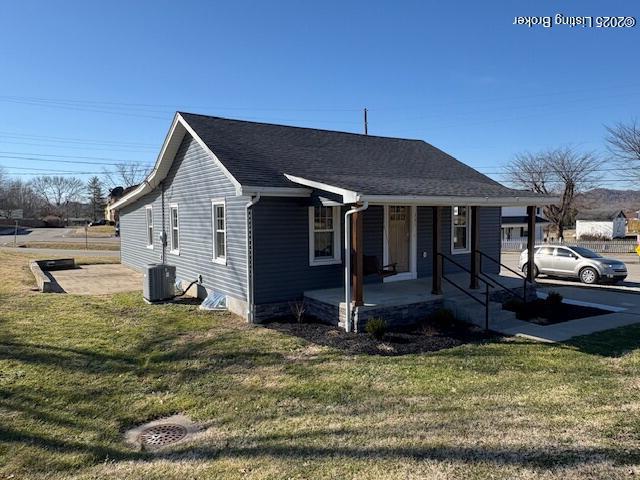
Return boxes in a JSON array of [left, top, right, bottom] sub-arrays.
[[501, 207, 548, 241], [105, 186, 138, 222], [0, 209, 23, 220], [576, 210, 627, 240]]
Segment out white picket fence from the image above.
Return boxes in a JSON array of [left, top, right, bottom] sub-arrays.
[[501, 239, 639, 254]]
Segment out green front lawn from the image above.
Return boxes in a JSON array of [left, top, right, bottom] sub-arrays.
[[1, 251, 639, 479]]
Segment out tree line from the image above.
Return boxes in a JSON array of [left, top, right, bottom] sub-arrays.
[[0, 162, 147, 222]]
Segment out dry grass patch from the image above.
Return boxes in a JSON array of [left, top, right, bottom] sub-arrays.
[[1, 250, 640, 479]]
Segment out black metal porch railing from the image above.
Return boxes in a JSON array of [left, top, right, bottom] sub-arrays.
[[436, 252, 495, 331], [474, 249, 533, 303]]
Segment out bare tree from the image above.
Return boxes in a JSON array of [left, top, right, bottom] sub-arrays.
[[507, 147, 601, 240], [30, 176, 85, 218], [102, 162, 148, 188], [605, 119, 640, 180]]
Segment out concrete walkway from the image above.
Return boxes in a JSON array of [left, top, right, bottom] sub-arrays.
[[488, 285, 640, 342], [48, 264, 142, 294]]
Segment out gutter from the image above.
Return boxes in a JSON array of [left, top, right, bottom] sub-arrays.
[[344, 201, 368, 333], [245, 194, 261, 322]]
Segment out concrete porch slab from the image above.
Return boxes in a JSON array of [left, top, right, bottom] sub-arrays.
[[304, 273, 527, 309], [48, 264, 142, 295], [304, 278, 439, 309]]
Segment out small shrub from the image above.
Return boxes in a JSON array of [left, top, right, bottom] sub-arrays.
[[289, 300, 306, 324], [502, 297, 524, 312], [427, 308, 457, 330], [546, 291, 563, 306], [43, 215, 64, 227], [365, 317, 387, 340]]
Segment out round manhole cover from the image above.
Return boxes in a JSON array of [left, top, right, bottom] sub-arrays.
[[138, 424, 187, 447]]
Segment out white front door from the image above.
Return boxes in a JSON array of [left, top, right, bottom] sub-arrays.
[[383, 205, 417, 282]]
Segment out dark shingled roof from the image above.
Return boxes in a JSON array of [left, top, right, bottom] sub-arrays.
[[180, 112, 544, 198], [502, 216, 549, 225]]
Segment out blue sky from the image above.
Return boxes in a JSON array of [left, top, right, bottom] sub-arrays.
[[0, 0, 638, 189]]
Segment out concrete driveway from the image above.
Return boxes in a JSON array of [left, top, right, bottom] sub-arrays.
[[48, 264, 142, 295], [501, 252, 640, 293]]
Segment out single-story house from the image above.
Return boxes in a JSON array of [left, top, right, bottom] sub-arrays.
[[501, 207, 548, 242], [576, 210, 627, 240], [109, 112, 553, 331]]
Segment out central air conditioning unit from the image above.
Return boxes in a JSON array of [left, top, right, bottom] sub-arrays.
[[143, 264, 176, 302]]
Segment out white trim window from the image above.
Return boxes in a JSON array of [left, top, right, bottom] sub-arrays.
[[309, 206, 341, 266], [145, 205, 153, 248], [212, 199, 226, 264], [169, 204, 180, 254], [451, 206, 471, 254]]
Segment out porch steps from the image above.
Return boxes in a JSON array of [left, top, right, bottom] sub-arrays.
[[443, 294, 519, 331]]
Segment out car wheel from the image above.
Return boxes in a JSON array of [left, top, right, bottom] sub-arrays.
[[579, 267, 598, 284], [523, 263, 538, 279]]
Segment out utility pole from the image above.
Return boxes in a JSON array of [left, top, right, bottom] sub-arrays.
[[363, 108, 368, 135]]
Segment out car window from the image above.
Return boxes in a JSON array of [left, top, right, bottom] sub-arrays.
[[569, 246, 601, 259], [555, 248, 574, 258], [536, 247, 554, 256]]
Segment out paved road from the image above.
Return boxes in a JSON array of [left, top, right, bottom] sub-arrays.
[[0, 227, 120, 246], [501, 252, 640, 292], [0, 246, 120, 257]]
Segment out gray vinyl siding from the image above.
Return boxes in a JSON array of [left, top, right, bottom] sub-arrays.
[[363, 206, 384, 284], [120, 134, 248, 301], [252, 197, 345, 304], [120, 189, 163, 267], [252, 203, 501, 305], [440, 206, 501, 275]]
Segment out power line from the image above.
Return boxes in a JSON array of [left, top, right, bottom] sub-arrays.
[[0, 150, 154, 164], [0, 165, 140, 175], [0, 130, 157, 148], [0, 154, 153, 166], [0, 139, 156, 153], [3, 81, 640, 113]]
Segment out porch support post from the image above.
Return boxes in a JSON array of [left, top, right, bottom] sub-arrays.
[[526, 206, 536, 283], [470, 206, 480, 289], [351, 209, 364, 306], [431, 206, 443, 295]]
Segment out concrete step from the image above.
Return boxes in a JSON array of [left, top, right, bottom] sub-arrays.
[[443, 296, 518, 330]]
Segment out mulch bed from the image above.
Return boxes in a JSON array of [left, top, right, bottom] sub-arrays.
[[503, 299, 611, 326], [264, 317, 498, 356]]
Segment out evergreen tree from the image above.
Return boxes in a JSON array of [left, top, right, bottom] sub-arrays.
[[86, 176, 105, 221]]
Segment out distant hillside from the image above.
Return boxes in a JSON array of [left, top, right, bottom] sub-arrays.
[[575, 188, 640, 216]]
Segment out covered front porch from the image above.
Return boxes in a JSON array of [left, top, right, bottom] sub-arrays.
[[304, 270, 530, 332], [337, 203, 541, 331], [281, 172, 557, 331]]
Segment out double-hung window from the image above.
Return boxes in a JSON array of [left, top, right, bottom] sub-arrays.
[[212, 199, 226, 264], [309, 206, 341, 266], [451, 206, 471, 254], [169, 204, 179, 254], [145, 205, 153, 248]]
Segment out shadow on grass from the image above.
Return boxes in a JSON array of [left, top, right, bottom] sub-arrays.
[[566, 323, 640, 357], [2, 422, 640, 472]]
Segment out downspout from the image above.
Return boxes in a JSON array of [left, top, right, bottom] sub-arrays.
[[160, 181, 166, 264], [245, 194, 261, 322], [344, 201, 368, 333]]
